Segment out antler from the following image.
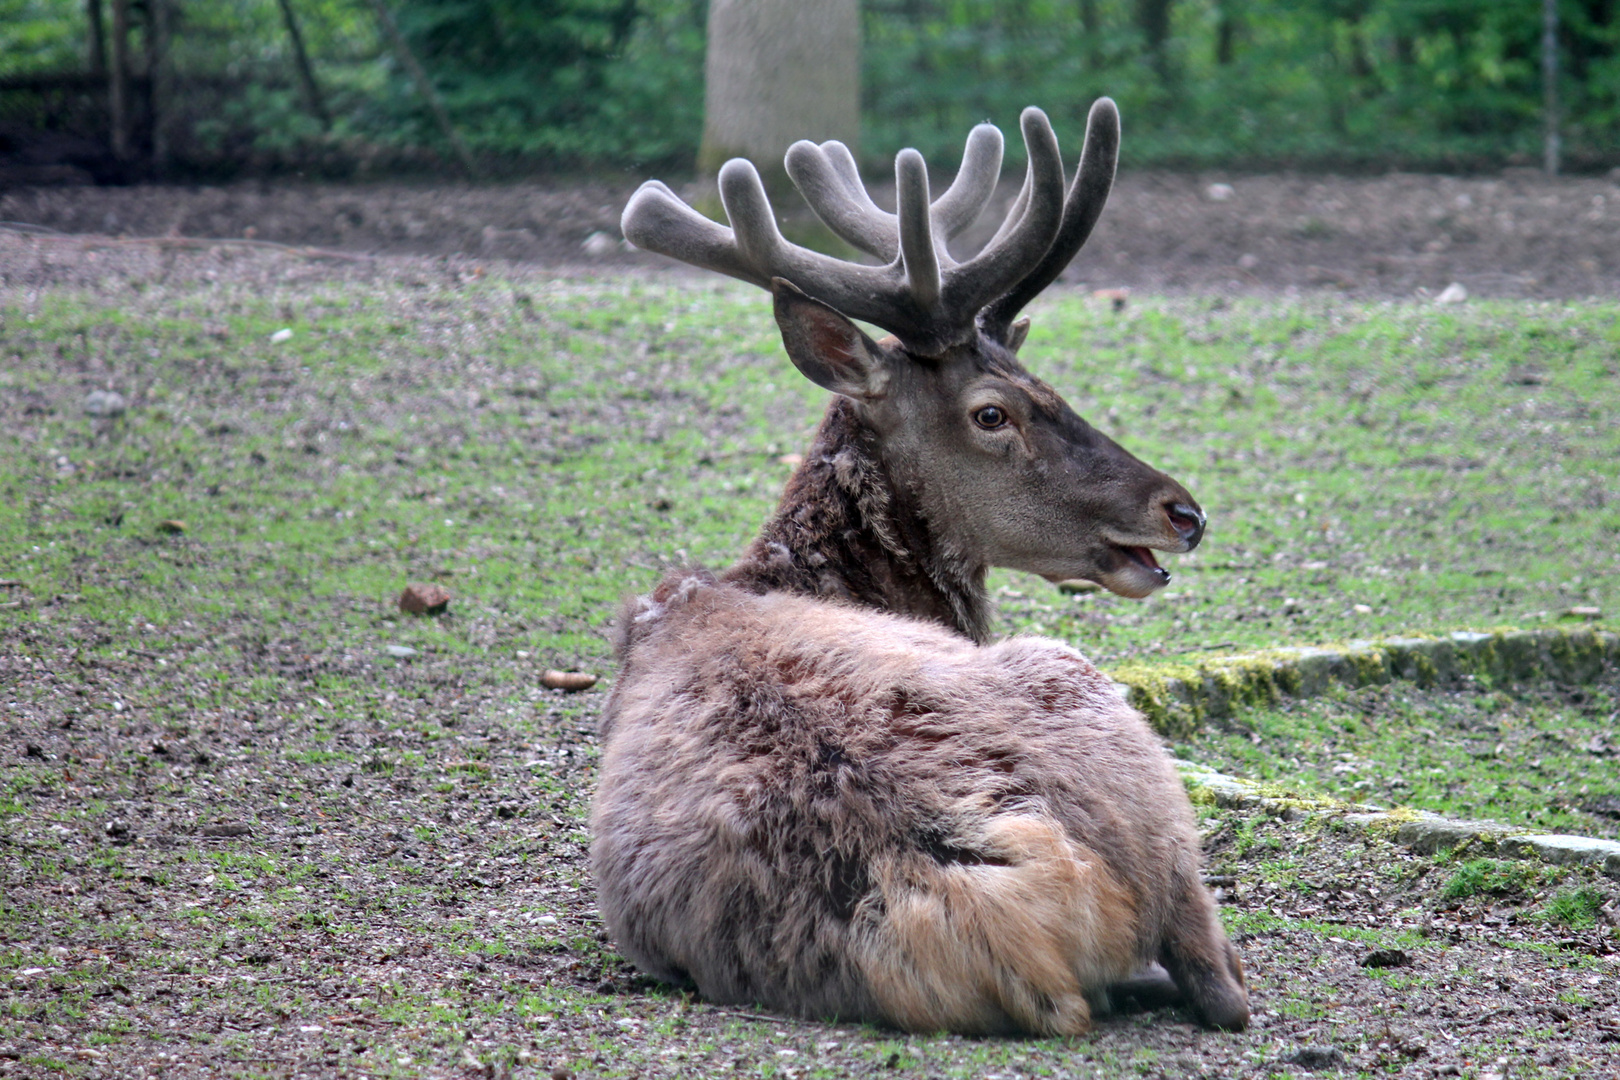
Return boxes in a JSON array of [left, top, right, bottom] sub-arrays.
[[621, 100, 1120, 355]]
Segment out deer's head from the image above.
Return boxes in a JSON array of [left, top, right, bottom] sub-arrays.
[[623, 100, 1203, 599]]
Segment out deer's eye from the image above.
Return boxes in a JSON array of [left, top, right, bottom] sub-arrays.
[[973, 405, 1007, 430]]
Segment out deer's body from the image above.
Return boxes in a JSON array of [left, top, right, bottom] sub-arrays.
[[592, 100, 1250, 1034]]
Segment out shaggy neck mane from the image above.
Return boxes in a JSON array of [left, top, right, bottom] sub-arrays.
[[721, 397, 991, 642]]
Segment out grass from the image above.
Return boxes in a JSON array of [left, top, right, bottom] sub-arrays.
[[2, 281, 1616, 671], [3, 265, 1619, 1077], [1184, 680, 1620, 838]]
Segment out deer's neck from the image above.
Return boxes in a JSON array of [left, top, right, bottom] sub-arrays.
[[721, 398, 991, 642]]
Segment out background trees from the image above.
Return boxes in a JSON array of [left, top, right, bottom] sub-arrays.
[[0, 0, 1616, 177]]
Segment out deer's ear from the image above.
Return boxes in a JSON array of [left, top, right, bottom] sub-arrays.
[[772, 279, 890, 400], [1005, 317, 1031, 354]]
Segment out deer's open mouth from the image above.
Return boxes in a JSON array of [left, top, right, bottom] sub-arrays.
[[1095, 542, 1173, 599]]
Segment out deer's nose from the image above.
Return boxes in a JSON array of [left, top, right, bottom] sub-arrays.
[[1165, 502, 1205, 549]]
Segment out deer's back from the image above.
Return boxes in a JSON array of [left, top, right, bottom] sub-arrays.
[[592, 574, 1201, 1024]]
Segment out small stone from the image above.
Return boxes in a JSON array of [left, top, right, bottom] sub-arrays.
[[200, 824, 252, 838], [1563, 606, 1602, 620], [155, 520, 186, 535], [398, 583, 452, 615], [83, 390, 127, 417], [385, 645, 418, 659], [581, 231, 617, 257], [1206, 182, 1235, 202], [1092, 287, 1128, 312], [1284, 1046, 1346, 1069], [1237, 252, 1259, 270], [1352, 603, 1373, 614], [1057, 579, 1102, 595], [1435, 282, 1468, 304], [269, 328, 294, 344], [1360, 948, 1412, 969], [541, 670, 597, 692]]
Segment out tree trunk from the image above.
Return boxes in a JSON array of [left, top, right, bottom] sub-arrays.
[[147, 0, 172, 173], [1079, 0, 1101, 70], [1214, 2, 1238, 66], [699, 0, 860, 190], [1543, 0, 1560, 175], [368, 0, 480, 179], [277, 0, 332, 131], [86, 0, 106, 77], [1135, 0, 1175, 85], [109, 0, 131, 160]]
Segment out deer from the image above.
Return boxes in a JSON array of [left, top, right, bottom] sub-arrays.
[[590, 99, 1250, 1037]]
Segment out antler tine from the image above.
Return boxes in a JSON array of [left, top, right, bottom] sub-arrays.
[[622, 103, 1108, 355], [983, 167, 1031, 252], [940, 107, 1066, 319], [930, 123, 1004, 242], [981, 97, 1121, 342], [621, 180, 770, 288], [711, 157, 927, 335], [895, 149, 941, 310], [785, 140, 898, 258]]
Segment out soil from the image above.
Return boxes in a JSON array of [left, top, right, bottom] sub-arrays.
[[3, 166, 1620, 299], [3, 176, 1619, 1078], [5, 664, 1619, 1079]]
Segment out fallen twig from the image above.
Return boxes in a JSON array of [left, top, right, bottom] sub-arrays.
[[0, 222, 373, 262]]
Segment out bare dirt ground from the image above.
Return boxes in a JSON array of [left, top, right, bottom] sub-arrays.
[[3, 166, 1620, 298]]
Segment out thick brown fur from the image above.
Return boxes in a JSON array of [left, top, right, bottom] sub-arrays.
[[592, 396, 1249, 1035]]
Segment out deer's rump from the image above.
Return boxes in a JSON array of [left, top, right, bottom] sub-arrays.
[[591, 575, 1213, 1034]]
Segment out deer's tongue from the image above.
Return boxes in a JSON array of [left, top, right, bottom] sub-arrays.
[[1125, 546, 1162, 572]]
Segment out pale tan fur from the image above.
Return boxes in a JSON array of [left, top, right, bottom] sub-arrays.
[[594, 579, 1249, 1035], [854, 813, 1138, 1035]]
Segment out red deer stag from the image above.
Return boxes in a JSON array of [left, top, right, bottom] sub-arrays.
[[592, 99, 1249, 1036]]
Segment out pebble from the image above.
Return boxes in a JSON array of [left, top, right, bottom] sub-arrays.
[[1283, 1046, 1345, 1069], [581, 231, 618, 257], [1359, 947, 1411, 968], [83, 390, 127, 417], [1206, 182, 1235, 202], [269, 328, 294, 343], [1435, 282, 1468, 304], [398, 582, 452, 615], [1092, 287, 1128, 312], [541, 670, 597, 692], [385, 645, 418, 659]]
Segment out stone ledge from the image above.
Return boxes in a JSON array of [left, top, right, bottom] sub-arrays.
[[1109, 626, 1618, 737], [1178, 762, 1620, 880]]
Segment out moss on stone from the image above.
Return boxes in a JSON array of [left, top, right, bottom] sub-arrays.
[[1105, 626, 1618, 737]]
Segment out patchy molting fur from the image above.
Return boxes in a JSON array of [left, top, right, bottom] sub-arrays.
[[722, 397, 992, 643], [592, 396, 1249, 1035], [596, 576, 1246, 1034]]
